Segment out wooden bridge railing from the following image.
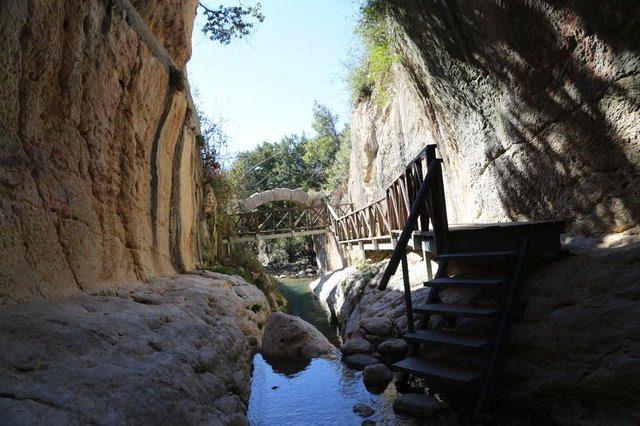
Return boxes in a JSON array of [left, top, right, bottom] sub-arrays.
[[232, 203, 354, 238], [233, 204, 329, 236], [228, 145, 439, 244], [334, 145, 437, 243]]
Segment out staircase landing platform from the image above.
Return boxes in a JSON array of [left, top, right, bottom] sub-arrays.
[[341, 220, 565, 255]]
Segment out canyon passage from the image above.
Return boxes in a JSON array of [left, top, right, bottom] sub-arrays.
[[1, 0, 639, 425]]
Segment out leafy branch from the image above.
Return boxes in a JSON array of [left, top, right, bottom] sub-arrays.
[[199, 2, 265, 45]]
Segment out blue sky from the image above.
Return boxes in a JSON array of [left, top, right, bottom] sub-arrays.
[[188, 0, 361, 160]]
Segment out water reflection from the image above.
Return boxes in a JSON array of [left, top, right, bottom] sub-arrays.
[[248, 354, 401, 425], [275, 277, 340, 346], [248, 276, 414, 425]]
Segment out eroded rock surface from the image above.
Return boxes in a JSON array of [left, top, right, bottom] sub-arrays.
[[0, 272, 270, 424], [349, 2, 640, 235], [0, 0, 202, 304]]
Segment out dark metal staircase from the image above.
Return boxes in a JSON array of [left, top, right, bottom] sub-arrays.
[[376, 145, 559, 416]]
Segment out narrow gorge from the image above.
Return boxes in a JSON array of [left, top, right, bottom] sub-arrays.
[[0, 1, 638, 425]]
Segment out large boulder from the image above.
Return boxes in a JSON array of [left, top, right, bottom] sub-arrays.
[[359, 317, 393, 336], [0, 273, 270, 424], [343, 354, 379, 371], [378, 338, 409, 357], [261, 313, 336, 362]]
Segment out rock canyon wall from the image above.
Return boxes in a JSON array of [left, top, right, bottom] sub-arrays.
[[342, 2, 640, 422], [348, 0, 639, 234], [0, 0, 203, 304]]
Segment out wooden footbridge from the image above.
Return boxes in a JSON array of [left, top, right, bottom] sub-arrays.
[[226, 145, 563, 257], [225, 144, 565, 417]]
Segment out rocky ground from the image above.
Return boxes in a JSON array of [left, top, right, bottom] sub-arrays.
[[268, 258, 318, 279], [0, 272, 271, 425], [312, 230, 640, 424]]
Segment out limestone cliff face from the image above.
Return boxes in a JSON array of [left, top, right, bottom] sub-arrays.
[[0, 0, 203, 304], [348, 1, 639, 234], [344, 2, 640, 422]]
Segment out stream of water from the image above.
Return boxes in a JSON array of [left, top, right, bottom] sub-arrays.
[[248, 277, 407, 425]]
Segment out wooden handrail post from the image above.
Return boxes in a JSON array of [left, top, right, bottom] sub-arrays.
[[426, 144, 437, 165], [429, 160, 449, 254], [379, 159, 442, 290], [401, 249, 415, 333]]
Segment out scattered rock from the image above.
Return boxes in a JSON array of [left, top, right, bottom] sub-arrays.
[[343, 354, 380, 370], [261, 312, 336, 362], [378, 338, 409, 357], [353, 403, 375, 418], [271, 386, 279, 390], [362, 363, 393, 393], [393, 393, 449, 419], [360, 317, 393, 336], [361, 420, 375, 426], [341, 338, 372, 356]]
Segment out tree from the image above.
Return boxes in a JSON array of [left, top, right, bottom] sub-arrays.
[[232, 135, 312, 197], [302, 103, 349, 190], [199, 2, 265, 45]]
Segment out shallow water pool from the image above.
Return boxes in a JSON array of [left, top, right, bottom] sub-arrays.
[[247, 276, 414, 425]]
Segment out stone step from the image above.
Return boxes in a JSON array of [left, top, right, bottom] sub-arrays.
[[393, 357, 484, 385], [414, 303, 500, 318], [404, 330, 494, 350]]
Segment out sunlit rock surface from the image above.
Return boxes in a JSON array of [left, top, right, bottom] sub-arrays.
[[0, 0, 202, 304]]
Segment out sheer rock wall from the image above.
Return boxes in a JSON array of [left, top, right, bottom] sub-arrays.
[[0, 0, 202, 304], [348, 0, 639, 233], [344, 1, 640, 422]]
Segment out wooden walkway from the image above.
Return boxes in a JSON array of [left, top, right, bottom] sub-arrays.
[[226, 143, 566, 416], [226, 144, 562, 256]]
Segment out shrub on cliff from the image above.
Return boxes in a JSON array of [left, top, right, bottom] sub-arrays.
[[349, 0, 398, 107]]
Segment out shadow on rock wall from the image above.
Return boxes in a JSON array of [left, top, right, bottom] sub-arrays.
[[392, 0, 639, 233]]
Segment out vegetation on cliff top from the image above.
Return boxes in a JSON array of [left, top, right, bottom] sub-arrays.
[[349, 0, 398, 108]]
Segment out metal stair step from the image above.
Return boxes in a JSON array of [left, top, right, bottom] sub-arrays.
[[404, 329, 494, 350], [414, 303, 500, 318], [393, 357, 484, 385], [424, 277, 509, 288], [436, 250, 517, 261]]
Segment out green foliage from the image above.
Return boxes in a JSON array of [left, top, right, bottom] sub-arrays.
[[356, 258, 377, 279], [302, 103, 346, 187], [199, 2, 265, 45], [232, 134, 313, 197], [325, 128, 351, 192], [232, 103, 350, 196], [266, 236, 315, 265], [205, 244, 287, 310], [349, 1, 398, 107]]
